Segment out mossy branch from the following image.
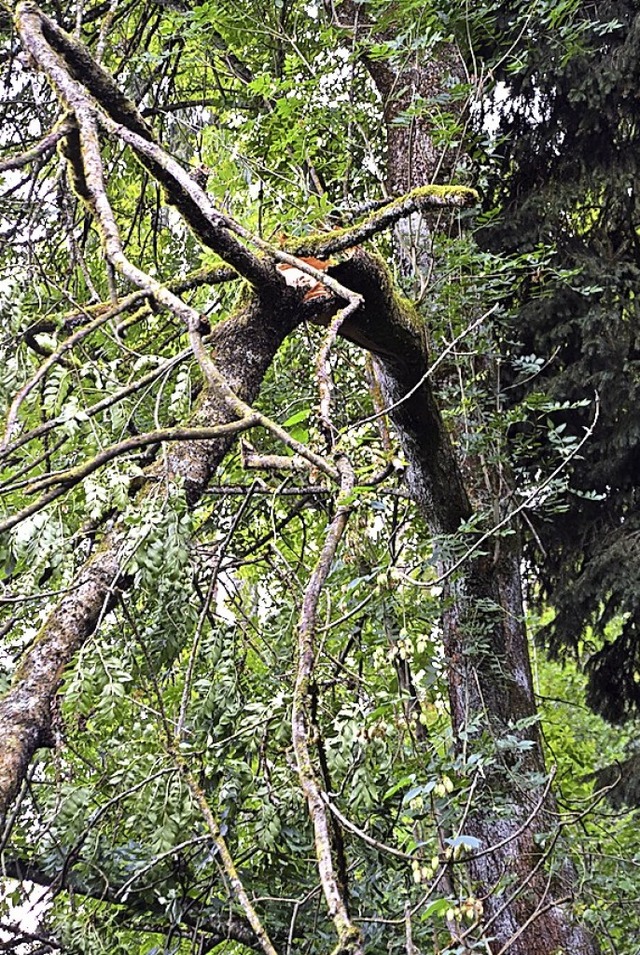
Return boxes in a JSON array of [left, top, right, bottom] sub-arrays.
[[16, 2, 271, 287], [171, 753, 280, 955], [285, 185, 478, 260]]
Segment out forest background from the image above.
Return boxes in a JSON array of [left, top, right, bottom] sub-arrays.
[[0, 0, 639, 953]]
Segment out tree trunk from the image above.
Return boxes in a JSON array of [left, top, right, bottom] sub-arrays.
[[0, 299, 299, 825], [349, 8, 601, 953]]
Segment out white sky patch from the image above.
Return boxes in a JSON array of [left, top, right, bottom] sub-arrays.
[[214, 571, 239, 623], [478, 80, 549, 138], [0, 880, 51, 951]]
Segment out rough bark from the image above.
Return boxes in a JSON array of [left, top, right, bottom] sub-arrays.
[[0, 298, 299, 826], [332, 3, 600, 951]]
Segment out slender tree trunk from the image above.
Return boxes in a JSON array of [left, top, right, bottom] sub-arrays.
[[0, 299, 299, 825]]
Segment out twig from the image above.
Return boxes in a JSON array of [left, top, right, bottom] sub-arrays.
[[348, 307, 496, 431], [0, 114, 73, 172], [0, 420, 259, 536], [114, 835, 210, 901], [317, 299, 363, 449], [320, 792, 415, 861], [176, 483, 258, 737]]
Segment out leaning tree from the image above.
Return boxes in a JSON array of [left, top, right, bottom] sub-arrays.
[[0, 0, 614, 952]]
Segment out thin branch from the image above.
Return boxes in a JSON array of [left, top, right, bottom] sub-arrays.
[[348, 306, 496, 432], [401, 394, 601, 588], [0, 347, 191, 462], [0, 419, 260, 536], [316, 299, 363, 449], [0, 114, 73, 171], [176, 484, 258, 737], [168, 752, 280, 955], [464, 769, 556, 865], [23, 421, 261, 494], [320, 792, 415, 861], [2, 296, 143, 452], [17, 4, 272, 286], [291, 455, 363, 955], [114, 835, 210, 901]]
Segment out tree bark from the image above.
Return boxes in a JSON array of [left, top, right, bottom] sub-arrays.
[[0, 298, 299, 826], [335, 4, 601, 951]]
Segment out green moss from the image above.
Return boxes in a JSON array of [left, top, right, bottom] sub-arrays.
[[364, 248, 420, 326], [283, 184, 478, 260], [410, 183, 478, 200]]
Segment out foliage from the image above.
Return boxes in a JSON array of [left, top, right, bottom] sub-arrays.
[[474, 0, 640, 723], [0, 1, 638, 954], [535, 650, 640, 952]]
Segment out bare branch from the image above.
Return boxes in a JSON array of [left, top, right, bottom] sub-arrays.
[[0, 114, 73, 172], [291, 455, 363, 955], [15, 2, 272, 286], [0, 419, 261, 535]]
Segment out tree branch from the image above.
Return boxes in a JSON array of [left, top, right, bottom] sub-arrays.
[[16, 2, 272, 287], [0, 114, 73, 172], [291, 456, 363, 955], [1, 855, 269, 952], [0, 294, 300, 827]]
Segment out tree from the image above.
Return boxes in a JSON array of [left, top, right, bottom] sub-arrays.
[[476, 0, 640, 726], [0, 1, 628, 953]]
